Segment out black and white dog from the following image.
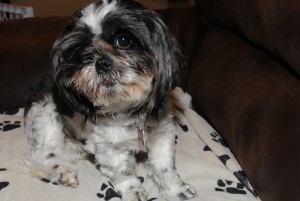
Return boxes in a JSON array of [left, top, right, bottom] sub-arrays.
[[24, 0, 197, 200]]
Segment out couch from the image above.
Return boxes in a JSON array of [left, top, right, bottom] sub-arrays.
[[0, 0, 299, 201]]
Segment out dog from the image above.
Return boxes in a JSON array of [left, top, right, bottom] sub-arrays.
[[24, 0, 197, 200]]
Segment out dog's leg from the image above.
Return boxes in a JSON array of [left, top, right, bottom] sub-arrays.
[[92, 146, 148, 201], [25, 96, 82, 187], [147, 120, 197, 200]]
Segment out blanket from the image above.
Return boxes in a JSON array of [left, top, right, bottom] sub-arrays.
[[0, 88, 260, 201]]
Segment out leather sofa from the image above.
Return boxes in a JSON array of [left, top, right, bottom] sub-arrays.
[[0, 0, 299, 201]]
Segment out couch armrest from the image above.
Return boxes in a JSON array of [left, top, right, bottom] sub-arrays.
[[187, 12, 300, 201]]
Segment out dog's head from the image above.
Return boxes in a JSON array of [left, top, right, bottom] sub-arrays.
[[52, 0, 184, 119]]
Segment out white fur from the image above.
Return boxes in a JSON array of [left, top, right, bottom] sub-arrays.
[[25, 93, 197, 199], [25, 95, 64, 148], [25, 95, 86, 187], [80, 1, 118, 34]]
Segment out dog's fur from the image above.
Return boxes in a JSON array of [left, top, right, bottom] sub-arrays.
[[24, 0, 196, 200]]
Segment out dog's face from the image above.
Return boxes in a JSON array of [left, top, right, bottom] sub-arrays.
[[52, 0, 184, 118]]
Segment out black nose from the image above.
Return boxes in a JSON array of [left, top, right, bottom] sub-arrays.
[[95, 56, 112, 74]]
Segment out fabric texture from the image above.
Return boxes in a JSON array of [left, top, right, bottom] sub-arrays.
[[0, 88, 259, 201], [186, 18, 300, 201], [196, 0, 300, 77]]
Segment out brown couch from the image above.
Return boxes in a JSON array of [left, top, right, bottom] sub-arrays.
[[0, 0, 299, 201]]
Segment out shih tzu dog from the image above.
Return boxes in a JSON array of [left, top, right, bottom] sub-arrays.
[[24, 0, 197, 200]]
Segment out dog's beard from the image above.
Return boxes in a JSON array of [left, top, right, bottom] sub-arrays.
[[65, 52, 155, 113]]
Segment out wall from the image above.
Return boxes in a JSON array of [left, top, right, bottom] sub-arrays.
[[11, 0, 178, 17], [13, 0, 94, 17]]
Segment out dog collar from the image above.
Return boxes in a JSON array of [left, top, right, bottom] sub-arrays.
[[135, 113, 147, 152]]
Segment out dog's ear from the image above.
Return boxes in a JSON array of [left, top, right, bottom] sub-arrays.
[[51, 34, 97, 121], [54, 75, 97, 121], [145, 16, 185, 115]]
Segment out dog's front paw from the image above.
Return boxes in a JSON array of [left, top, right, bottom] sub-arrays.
[[52, 165, 79, 188], [122, 189, 148, 201], [169, 87, 192, 109], [177, 183, 197, 200]]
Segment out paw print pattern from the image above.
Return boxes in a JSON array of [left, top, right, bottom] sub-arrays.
[[234, 171, 258, 197], [210, 132, 228, 148], [40, 178, 59, 186], [215, 179, 247, 195], [97, 181, 122, 200], [0, 181, 9, 191], [175, 135, 178, 144], [178, 123, 188, 132], [0, 168, 9, 191], [0, 121, 21, 132], [218, 154, 230, 166], [203, 146, 231, 166], [174, 117, 188, 132], [203, 145, 212, 152]]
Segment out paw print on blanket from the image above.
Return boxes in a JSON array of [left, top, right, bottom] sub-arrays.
[[97, 181, 122, 200], [234, 171, 258, 197], [203, 145, 212, 152], [218, 154, 231, 166], [174, 116, 189, 133], [0, 121, 21, 132], [210, 132, 228, 148], [215, 179, 247, 195], [40, 177, 59, 186], [0, 168, 9, 191], [175, 135, 178, 144], [203, 145, 231, 166], [96, 181, 157, 201]]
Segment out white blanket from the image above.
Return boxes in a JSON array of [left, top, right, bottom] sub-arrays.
[[0, 88, 260, 201]]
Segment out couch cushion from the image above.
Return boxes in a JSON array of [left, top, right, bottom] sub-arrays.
[[0, 17, 70, 111], [196, 0, 300, 77], [187, 26, 300, 201]]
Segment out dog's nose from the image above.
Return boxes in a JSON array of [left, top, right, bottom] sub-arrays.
[[95, 56, 112, 74]]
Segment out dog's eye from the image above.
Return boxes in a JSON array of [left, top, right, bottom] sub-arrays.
[[114, 34, 133, 49], [82, 58, 93, 64]]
